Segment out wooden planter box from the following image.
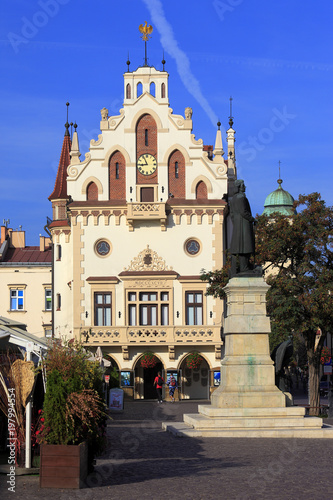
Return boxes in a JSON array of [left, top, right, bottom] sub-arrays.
[[40, 442, 88, 489]]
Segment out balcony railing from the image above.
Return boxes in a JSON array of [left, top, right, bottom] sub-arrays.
[[80, 325, 220, 344], [127, 202, 167, 230]]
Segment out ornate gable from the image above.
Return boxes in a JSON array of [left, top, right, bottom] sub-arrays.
[[124, 245, 173, 272]]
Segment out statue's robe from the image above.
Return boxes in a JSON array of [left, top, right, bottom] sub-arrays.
[[229, 192, 255, 255]]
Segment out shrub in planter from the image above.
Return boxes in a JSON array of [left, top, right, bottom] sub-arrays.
[[38, 341, 107, 488]]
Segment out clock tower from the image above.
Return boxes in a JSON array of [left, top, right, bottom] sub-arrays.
[[49, 24, 237, 401]]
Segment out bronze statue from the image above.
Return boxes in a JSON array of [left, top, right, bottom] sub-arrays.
[[229, 179, 256, 276]]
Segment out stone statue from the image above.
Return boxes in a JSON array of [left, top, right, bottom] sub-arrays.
[[100, 107, 109, 121], [229, 179, 256, 276], [185, 107, 193, 120]]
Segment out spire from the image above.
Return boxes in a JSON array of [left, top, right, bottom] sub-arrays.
[[228, 96, 234, 128], [70, 122, 81, 165], [227, 97, 236, 167], [139, 21, 153, 66], [162, 51, 166, 71], [65, 101, 70, 136], [126, 52, 130, 72], [213, 121, 224, 156], [48, 107, 72, 201]]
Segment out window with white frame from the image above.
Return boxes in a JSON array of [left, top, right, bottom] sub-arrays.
[[10, 289, 24, 311], [185, 291, 203, 325], [94, 293, 112, 326], [128, 291, 169, 326], [45, 289, 52, 311]]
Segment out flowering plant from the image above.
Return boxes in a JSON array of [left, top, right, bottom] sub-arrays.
[[186, 352, 203, 370], [140, 352, 158, 368], [37, 340, 107, 465], [320, 346, 331, 365]]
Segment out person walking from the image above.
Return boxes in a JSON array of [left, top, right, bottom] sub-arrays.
[[154, 371, 164, 403], [167, 374, 178, 402]]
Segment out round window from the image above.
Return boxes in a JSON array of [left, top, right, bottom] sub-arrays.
[[185, 238, 201, 256], [95, 240, 111, 257]]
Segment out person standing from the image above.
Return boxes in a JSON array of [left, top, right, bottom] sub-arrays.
[[154, 371, 164, 403], [167, 375, 178, 402]]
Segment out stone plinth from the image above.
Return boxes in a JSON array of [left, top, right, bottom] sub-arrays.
[[163, 276, 333, 438], [211, 277, 286, 409]]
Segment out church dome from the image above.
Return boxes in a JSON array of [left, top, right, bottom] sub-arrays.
[[263, 179, 296, 216]]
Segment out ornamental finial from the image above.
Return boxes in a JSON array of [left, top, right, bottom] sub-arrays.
[[139, 21, 153, 66]]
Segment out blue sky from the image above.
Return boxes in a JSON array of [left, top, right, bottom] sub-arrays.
[[1, 0, 332, 245]]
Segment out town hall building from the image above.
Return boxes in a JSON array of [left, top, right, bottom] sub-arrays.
[[48, 46, 237, 400]]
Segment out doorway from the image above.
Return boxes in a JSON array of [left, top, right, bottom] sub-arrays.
[[141, 187, 154, 202], [180, 356, 210, 399], [143, 362, 163, 399]]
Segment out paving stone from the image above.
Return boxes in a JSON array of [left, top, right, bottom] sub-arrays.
[[1, 400, 332, 499]]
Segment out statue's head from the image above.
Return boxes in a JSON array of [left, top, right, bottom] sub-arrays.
[[234, 179, 245, 193]]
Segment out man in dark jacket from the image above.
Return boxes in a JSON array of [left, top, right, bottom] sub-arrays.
[[229, 179, 255, 276]]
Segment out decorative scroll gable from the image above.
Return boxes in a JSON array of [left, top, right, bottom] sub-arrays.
[[124, 245, 173, 272]]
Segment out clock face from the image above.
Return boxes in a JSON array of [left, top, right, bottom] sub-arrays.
[[137, 154, 157, 176]]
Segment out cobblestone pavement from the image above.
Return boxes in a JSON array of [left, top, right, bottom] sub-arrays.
[[1, 400, 333, 500]]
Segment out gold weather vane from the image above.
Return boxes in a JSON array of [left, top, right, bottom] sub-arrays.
[[139, 21, 153, 66], [139, 21, 153, 41]]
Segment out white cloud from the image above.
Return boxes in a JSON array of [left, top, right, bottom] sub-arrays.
[[142, 0, 218, 127]]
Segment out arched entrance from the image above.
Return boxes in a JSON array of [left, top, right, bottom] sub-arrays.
[[179, 354, 210, 399], [134, 354, 163, 400]]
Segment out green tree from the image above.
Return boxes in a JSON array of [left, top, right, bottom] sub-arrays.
[[202, 193, 333, 416]]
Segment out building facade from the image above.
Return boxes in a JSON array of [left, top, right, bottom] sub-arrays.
[[48, 61, 237, 400], [0, 225, 52, 337]]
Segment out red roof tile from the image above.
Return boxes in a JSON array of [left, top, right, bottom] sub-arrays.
[[49, 133, 71, 201], [3, 247, 52, 264]]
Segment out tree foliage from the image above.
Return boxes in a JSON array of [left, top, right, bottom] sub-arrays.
[[201, 193, 333, 414]]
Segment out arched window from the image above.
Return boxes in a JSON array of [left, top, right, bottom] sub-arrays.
[[137, 82, 143, 97], [126, 83, 131, 99], [168, 150, 185, 198], [150, 82, 155, 97], [196, 181, 207, 199], [87, 182, 98, 201], [145, 129, 148, 147], [109, 151, 126, 199], [161, 82, 166, 98]]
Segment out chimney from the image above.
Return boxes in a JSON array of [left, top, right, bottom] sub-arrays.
[[11, 230, 25, 248], [0, 226, 7, 245], [40, 235, 51, 251]]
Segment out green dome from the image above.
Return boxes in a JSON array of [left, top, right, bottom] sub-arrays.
[[263, 179, 296, 216]]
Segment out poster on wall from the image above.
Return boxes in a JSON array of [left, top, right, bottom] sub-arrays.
[[121, 371, 132, 386], [214, 371, 221, 386]]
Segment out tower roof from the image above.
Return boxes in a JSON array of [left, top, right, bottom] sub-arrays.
[[48, 127, 71, 201], [263, 179, 296, 216]]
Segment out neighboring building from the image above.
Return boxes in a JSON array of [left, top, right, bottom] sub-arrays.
[[263, 178, 296, 216], [48, 57, 237, 400], [0, 225, 52, 338]]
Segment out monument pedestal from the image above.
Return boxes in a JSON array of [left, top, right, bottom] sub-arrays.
[[163, 277, 333, 438]]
